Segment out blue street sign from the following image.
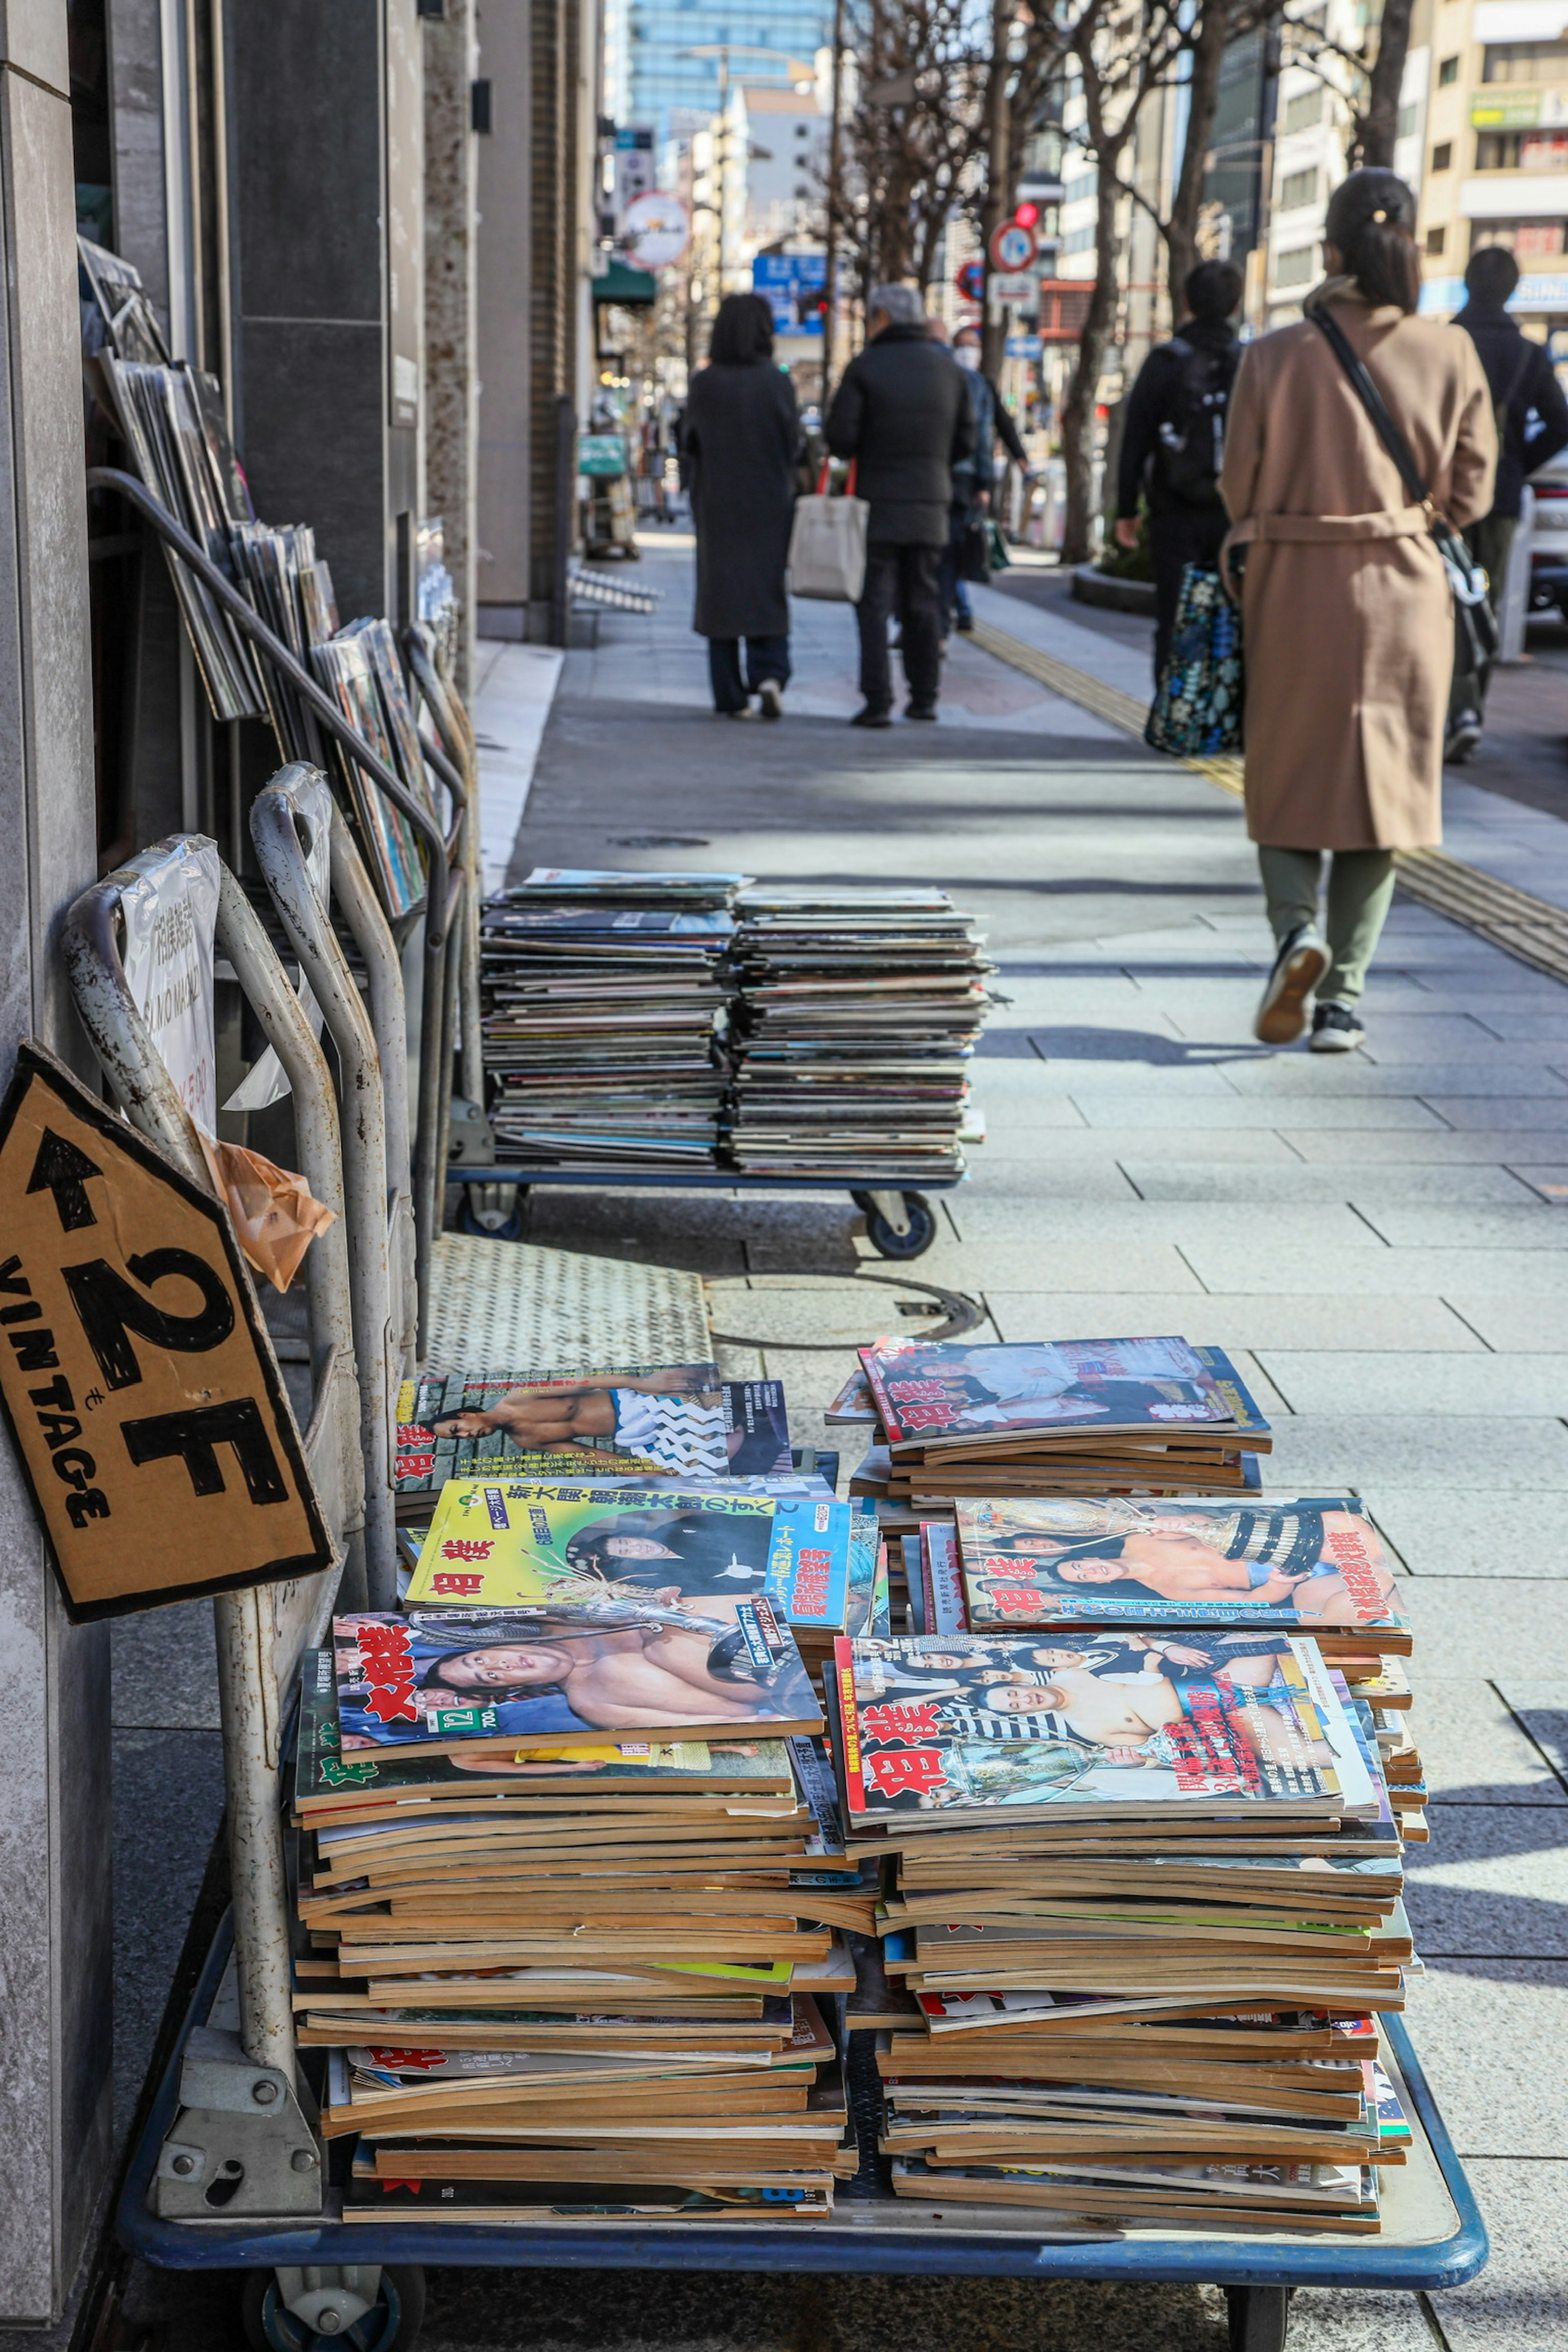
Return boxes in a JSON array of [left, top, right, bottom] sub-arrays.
[[753, 252, 828, 335], [1005, 334, 1043, 359]]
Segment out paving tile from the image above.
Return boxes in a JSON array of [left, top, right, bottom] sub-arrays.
[[1073, 1093, 1450, 1129], [1218, 1057, 1568, 1097], [1475, 1010, 1568, 1040], [1401, 1579, 1568, 1679], [1402, 1805, 1568, 1955], [967, 1125, 1304, 1163], [1496, 1683, 1568, 1792], [1269, 1417, 1568, 1489], [982, 1292, 1482, 1351], [1257, 1353, 1568, 1417], [1507, 1167, 1568, 1205], [1119, 1163, 1536, 1205], [1350, 1203, 1568, 1250], [1408, 1961, 1568, 2156], [948, 1200, 1384, 1248], [1442, 1296, 1568, 1351], [1282, 1129, 1568, 1164], [1364, 1488, 1568, 1576], [1180, 1244, 1568, 1294], [1416, 1680, 1568, 1805], [1423, 1095, 1568, 1128], [914, 1238, 1209, 1293]]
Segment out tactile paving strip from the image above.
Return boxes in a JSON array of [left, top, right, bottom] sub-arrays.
[[422, 1233, 710, 1372], [973, 612, 1568, 984]]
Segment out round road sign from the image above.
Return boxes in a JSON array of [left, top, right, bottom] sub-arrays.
[[620, 192, 690, 270], [987, 218, 1038, 273], [955, 258, 985, 302]]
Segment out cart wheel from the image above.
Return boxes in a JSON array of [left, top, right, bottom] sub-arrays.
[[458, 1183, 526, 1243], [849, 1190, 876, 1214], [865, 1192, 937, 1261], [1226, 2283, 1291, 2352], [241, 2266, 425, 2352]]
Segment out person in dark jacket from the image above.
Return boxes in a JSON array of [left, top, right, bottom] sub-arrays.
[[933, 323, 1034, 635], [682, 292, 803, 718], [1114, 259, 1244, 682], [824, 283, 974, 726], [1445, 243, 1568, 760]]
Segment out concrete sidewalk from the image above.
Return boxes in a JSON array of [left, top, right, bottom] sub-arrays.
[[116, 537, 1568, 2352], [477, 536, 1568, 2352]]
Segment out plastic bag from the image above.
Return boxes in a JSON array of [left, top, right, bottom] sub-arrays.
[[1145, 564, 1243, 759]]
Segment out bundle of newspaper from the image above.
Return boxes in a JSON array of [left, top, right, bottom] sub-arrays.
[[846, 1336, 1272, 1512], [725, 887, 991, 1178], [478, 870, 748, 1167], [292, 1605, 868, 2223], [828, 1624, 1416, 2234]]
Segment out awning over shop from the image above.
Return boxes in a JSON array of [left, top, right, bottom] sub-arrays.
[[591, 259, 657, 306]]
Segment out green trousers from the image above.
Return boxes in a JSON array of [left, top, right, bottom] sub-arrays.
[[1257, 846, 1396, 1006]]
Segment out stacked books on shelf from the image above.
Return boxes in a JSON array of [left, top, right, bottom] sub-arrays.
[[829, 1624, 1415, 2233], [291, 1604, 867, 2222], [478, 871, 745, 1167], [725, 887, 992, 1180], [846, 1337, 1271, 1517]]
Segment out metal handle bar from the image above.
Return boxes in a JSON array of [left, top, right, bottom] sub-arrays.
[[84, 467, 459, 947]]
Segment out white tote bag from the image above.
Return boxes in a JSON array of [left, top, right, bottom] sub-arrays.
[[786, 460, 868, 603]]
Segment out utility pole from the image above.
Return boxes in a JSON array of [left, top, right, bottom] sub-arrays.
[[980, 0, 1012, 379], [821, 0, 846, 409]]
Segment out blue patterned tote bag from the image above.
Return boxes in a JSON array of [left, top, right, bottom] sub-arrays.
[[1144, 563, 1243, 757]]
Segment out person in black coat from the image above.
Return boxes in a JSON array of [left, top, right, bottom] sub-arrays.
[[1446, 243, 1568, 759], [1114, 259, 1244, 683], [682, 293, 804, 718], [824, 283, 974, 726]]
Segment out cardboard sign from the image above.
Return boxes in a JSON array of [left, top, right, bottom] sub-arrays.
[[0, 1043, 333, 1619]]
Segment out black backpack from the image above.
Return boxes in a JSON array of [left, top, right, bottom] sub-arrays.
[[1156, 335, 1241, 506]]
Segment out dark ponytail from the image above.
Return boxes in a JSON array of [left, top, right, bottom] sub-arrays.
[[1325, 168, 1421, 314]]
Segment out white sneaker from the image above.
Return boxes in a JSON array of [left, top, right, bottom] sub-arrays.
[[1253, 925, 1329, 1046], [1310, 1000, 1366, 1052], [757, 679, 783, 720]]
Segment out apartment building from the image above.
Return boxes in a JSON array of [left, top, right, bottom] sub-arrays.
[[1417, 0, 1568, 355]]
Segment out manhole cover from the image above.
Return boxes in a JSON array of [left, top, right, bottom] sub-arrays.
[[706, 1271, 983, 1350]]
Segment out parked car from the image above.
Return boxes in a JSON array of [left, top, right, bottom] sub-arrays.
[[1526, 442, 1568, 620]]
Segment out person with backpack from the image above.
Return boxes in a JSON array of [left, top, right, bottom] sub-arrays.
[[1220, 170, 1494, 1054], [1444, 244, 1568, 761], [1115, 259, 1245, 682]]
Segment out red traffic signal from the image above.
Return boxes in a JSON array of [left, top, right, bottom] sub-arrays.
[[1014, 201, 1039, 227]]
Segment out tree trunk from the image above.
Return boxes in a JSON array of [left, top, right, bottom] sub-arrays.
[[980, 0, 1013, 377], [1060, 178, 1121, 564], [1167, 0, 1232, 318], [1358, 0, 1415, 166]]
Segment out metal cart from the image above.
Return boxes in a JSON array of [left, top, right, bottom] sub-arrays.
[[118, 1911, 1487, 2352], [449, 1167, 960, 1261]]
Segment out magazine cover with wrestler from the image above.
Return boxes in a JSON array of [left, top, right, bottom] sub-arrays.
[[833, 1631, 1359, 1819], [956, 1496, 1404, 1633]]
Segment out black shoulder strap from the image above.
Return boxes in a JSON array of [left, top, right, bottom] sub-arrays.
[[1309, 307, 1429, 507]]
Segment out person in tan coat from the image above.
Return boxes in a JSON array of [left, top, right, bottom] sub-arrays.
[[1220, 169, 1496, 1052]]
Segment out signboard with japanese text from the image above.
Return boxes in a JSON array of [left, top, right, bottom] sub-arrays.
[[0, 1044, 332, 1620], [753, 252, 827, 335]]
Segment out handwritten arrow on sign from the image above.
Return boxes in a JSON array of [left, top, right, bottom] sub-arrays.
[[27, 1130, 102, 1232]]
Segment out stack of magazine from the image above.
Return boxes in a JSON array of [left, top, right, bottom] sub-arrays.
[[829, 1610, 1417, 2234], [725, 887, 992, 1179], [310, 617, 440, 917], [292, 1595, 863, 2221], [478, 871, 746, 1166], [844, 1336, 1272, 1515]]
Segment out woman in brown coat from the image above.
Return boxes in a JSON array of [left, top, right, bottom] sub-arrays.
[[1220, 170, 1496, 1052]]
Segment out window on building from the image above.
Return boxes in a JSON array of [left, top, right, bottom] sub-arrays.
[[1425, 225, 1447, 253], [1063, 166, 1098, 204], [1275, 245, 1316, 285], [1431, 140, 1452, 168], [1476, 127, 1568, 165], [1438, 54, 1459, 84], [1471, 216, 1568, 255], [1280, 167, 1319, 209], [1062, 222, 1097, 253], [1482, 38, 1568, 81], [1398, 101, 1419, 136], [1283, 87, 1323, 132]]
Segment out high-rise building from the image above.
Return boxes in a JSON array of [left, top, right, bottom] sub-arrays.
[[603, 0, 831, 136]]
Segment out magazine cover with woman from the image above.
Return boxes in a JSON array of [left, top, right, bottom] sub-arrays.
[[332, 1598, 824, 1755], [858, 1339, 1239, 1450], [832, 1632, 1372, 1820], [956, 1497, 1406, 1635], [403, 1482, 851, 1634]]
